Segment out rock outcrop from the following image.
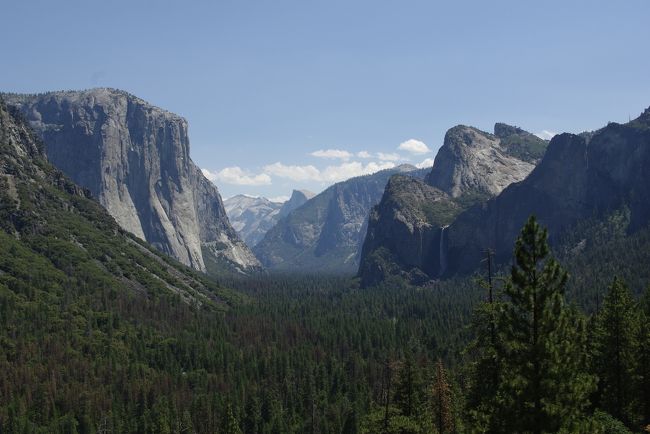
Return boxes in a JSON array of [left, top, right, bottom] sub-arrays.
[[443, 108, 650, 276], [358, 176, 455, 286], [254, 165, 428, 273], [425, 125, 540, 198], [278, 189, 315, 218], [358, 123, 548, 285], [3, 88, 260, 273]]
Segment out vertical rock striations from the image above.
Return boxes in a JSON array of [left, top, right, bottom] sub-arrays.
[[3, 88, 260, 273]]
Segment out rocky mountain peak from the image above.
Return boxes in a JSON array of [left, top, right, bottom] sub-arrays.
[[224, 195, 283, 248], [278, 189, 315, 218], [291, 189, 316, 200], [632, 105, 650, 127], [541, 133, 587, 166], [493, 122, 527, 139], [425, 124, 537, 198]]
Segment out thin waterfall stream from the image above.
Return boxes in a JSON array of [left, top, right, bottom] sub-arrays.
[[439, 225, 449, 276]]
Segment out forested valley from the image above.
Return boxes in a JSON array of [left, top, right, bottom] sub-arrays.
[[2, 77, 650, 434], [2, 214, 649, 433]]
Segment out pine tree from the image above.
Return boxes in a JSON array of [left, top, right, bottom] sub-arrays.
[[393, 354, 424, 418], [465, 256, 507, 432], [431, 360, 453, 434], [342, 408, 358, 434], [221, 404, 243, 434], [497, 216, 595, 433], [635, 285, 650, 427], [592, 278, 638, 426], [243, 395, 262, 434]]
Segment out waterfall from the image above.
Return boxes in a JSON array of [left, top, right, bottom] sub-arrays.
[[439, 225, 449, 277]]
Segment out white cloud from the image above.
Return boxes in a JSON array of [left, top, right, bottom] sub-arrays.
[[535, 130, 556, 140], [202, 167, 272, 186], [319, 161, 396, 182], [416, 158, 435, 169], [358, 150, 402, 161], [398, 139, 431, 154], [269, 195, 290, 203], [262, 160, 396, 183], [263, 162, 321, 182], [310, 149, 352, 160], [357, 151, 371, 159], [376, 152, 401, 162]]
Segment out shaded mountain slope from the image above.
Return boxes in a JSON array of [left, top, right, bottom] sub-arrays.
[[254, 165, 429, 273], [443, 108, 650, 277]]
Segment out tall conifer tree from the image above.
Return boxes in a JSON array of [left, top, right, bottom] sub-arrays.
[[468, 216, 595, 433], [431, 360, 453, 434], [593, 278, 638, 426], [638, 286, 650, 427]]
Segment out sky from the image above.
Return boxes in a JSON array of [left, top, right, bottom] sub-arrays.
[[2, 0, 650, 200]]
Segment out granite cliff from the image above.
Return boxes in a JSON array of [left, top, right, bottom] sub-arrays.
[[358, 123, 547, 285], [3, 88, 260, 273], [358, 175, 456, 286], [443, 108, 650, 277], [278, 189, 315, 218], [0, 99, 232, 306]]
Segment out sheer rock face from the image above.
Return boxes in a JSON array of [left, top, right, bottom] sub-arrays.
[[254, 165, 429, 273], [278, 189, 315, 218], [0, 101, 233, 308], [358, 124, 548, 286], [4, 88, 260, 273], [358, 175, 454, 287], [425, 125, 536, 198], [445, 109, 650, 276]]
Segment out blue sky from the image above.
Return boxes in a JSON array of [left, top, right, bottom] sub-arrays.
[[3, 0, 650, 200]]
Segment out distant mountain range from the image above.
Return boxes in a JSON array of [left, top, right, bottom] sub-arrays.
[[253, 165, 429, 273], [224, 189, 314, 247], [3, 88, 260, 274]]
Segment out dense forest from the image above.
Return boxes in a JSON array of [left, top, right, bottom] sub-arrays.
[[1, 101, 650, 433], [2, 215, 649, 433]]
